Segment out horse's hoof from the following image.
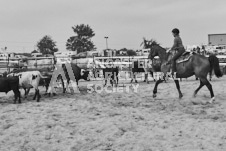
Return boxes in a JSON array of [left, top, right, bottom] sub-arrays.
[[135, 80, 138, 83], [179, 93, 183, 99], [193, 93, 197, 98], [208, 97, 215, 104], [53, 93, 56, 96], [153, 93, 157, 98]]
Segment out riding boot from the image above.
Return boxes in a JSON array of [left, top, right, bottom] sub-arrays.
[[172, 61, 176, 76]]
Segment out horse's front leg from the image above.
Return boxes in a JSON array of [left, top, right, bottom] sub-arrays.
[[153, 79, 164, 98], [174, 80, 183, 99]]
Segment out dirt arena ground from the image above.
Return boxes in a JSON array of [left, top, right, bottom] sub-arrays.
[[1, 75, 226, 151]]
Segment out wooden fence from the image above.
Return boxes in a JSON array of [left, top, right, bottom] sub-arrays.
[[0, 57, 55, 74], [1, 55, 226, 76]]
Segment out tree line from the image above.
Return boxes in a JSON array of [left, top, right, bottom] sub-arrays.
[[36, 24, 138, 56]]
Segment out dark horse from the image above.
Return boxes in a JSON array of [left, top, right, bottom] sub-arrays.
[[147, 40, 222, 103]]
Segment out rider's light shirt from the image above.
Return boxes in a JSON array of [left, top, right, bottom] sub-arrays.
[[171, 35, 185, 51]]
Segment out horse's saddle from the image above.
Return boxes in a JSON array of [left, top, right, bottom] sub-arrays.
[[176, 51, 193, 64]]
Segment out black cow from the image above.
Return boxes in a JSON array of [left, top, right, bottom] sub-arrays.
[[62, 63, 90, 85], [0, 72, 8, 78], [102, 67, 119, 87], [0, 77, 21, 104], [131, 60, 154, 83], [47, 63, 90, 94]]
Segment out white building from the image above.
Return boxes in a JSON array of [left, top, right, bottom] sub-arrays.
[[141, 48, 150, 56], [54, 51, 77, 57], [208, 34, 226, 46], [31, 52, 43, 57]]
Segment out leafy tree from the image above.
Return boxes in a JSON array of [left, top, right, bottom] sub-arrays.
[[127, 49, 137, 56], [66, 24, 95, 53], [37, 35, 58, 55], [31, 50, 39, 53], [116, 48, 137, 56]]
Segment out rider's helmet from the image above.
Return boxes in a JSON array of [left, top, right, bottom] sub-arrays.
[[172, 28, 180, 34]]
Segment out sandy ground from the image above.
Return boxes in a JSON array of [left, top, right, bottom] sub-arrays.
[[1, 75, 226, 151]]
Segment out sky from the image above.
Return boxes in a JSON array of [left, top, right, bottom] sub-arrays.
[[0, 0, 226, 53]]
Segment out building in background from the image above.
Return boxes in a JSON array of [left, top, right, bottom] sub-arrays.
[[31, 52, 43, 57], [141, 48, 150, 56], [208, 34, 226, 46], [102, 49, 117, 57], [54, 51, 77, 64]]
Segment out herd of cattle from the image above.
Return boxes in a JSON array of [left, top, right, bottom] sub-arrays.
[[0, 61, 155, 104]]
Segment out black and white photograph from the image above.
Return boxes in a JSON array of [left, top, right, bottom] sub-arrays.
[[1, 0, 226, 150]]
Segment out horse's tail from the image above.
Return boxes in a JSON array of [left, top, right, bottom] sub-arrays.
[[209, 55, 223, 78]]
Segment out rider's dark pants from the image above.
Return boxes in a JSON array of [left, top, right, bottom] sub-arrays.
[[171, 48, 185, 73]]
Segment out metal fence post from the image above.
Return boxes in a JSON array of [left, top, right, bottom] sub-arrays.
[[7, 55, 10, 73], [129, 56, 131, 78], [35, 58, 37, 68]]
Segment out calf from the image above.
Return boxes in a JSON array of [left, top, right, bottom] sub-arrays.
[[0, 77, 21, 104], [8, 71, 46, 102]]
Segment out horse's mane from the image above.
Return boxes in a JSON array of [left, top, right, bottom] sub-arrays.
[[148, 39, 174, 61], [150, 39, 160, 46], [141, 38, 158, 49], [143, 38, 172, 59], [149, 39, 168, 52]]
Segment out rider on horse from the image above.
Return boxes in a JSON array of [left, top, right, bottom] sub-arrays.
[[166, 28, 185, 75]]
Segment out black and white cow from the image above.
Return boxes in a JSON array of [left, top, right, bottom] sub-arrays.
[[8, 71, 46, 102]]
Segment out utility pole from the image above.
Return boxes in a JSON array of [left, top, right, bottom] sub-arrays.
[[104, 36, 108, 50]]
